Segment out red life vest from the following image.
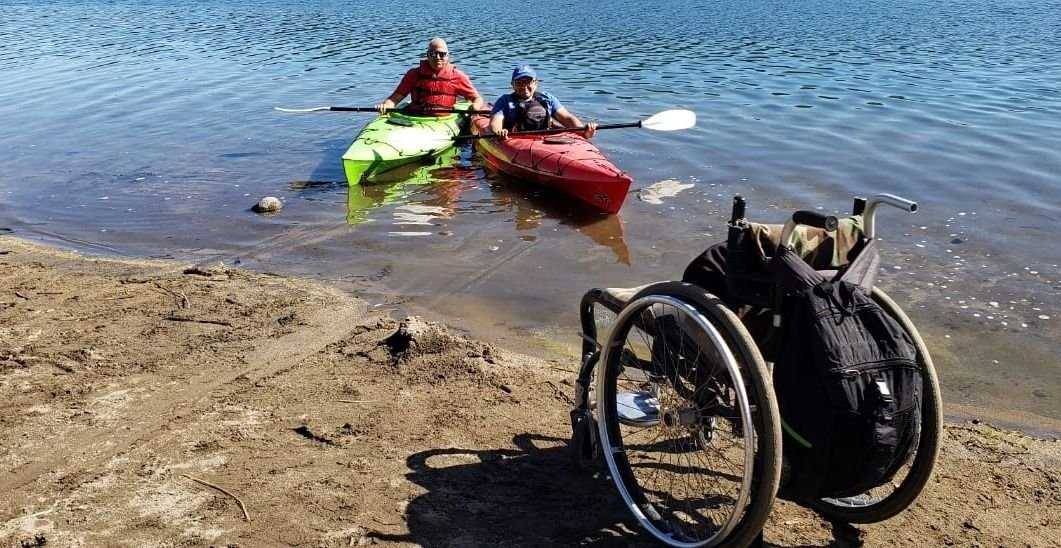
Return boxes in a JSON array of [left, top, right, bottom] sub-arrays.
[[410, 61, 461, 113]]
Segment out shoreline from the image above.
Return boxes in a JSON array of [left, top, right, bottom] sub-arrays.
[[2, 235, 1059, 547], [8, 234, 1060, 439], [944, 403, 1061, 442]]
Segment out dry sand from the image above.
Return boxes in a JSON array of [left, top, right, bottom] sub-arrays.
[[1, 236, 1059, 547]]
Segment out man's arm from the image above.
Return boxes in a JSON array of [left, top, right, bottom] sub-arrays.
[[376, 92, 406, 113], [455, 70, 484, 112], [554, 107, 597, 138], [553, 106, 582, 128], [489, 112, 509, 139], [376, 69, 416, 113]]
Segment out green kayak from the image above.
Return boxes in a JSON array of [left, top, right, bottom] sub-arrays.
[[341, 103, 471, 185]]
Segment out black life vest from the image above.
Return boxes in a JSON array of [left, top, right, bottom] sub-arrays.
[[514, 93, 551, 131]]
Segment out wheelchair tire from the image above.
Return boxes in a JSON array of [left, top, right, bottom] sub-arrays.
[[596, 282, 782, 547], [805, 287, 943, 524]]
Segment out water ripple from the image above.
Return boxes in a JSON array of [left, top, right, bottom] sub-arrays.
[[1, 0, 1060, 421]]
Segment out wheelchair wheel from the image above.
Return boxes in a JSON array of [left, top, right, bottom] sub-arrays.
[[596, 282, 782, 547], [805, 287, 943, 524]]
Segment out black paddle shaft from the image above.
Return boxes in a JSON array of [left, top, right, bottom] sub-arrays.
[[327, 106, 491, 115], [460, 121, 641, 140]]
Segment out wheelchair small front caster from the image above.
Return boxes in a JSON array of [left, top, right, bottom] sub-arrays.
[[568, 409, 600, 471]]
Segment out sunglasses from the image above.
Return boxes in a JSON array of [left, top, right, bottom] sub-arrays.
[[426, 50, 449, 59]]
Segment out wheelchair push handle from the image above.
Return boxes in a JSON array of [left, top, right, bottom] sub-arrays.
[[780, 211, 839, 250], [792, 210, 839, 231], [779, 193, 918, 248], [864, 193, 918, 239]]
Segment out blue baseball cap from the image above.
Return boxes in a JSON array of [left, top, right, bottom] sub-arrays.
[[511, 64, 537, 82]]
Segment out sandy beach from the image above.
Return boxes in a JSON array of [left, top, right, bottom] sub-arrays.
[[1, 235, 1058, 547]]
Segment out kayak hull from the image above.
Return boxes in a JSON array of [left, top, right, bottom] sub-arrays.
[[470, 114, 632, 214], [342, 104, 470, 185]]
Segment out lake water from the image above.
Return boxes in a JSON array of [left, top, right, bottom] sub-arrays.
[[1, 0, 1059, 431]]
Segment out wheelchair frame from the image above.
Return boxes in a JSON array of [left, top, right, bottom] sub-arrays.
[[569, 194, 943, 547]]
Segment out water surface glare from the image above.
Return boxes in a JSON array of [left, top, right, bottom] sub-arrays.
[[2, 0, 1059, 429]]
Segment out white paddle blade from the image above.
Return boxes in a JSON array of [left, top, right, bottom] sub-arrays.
[[274, 106, 331, 112], [642, 109, 696, 131]]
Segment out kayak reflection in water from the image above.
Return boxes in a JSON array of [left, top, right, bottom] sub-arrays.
[[345, 146, 472, 225], [488, 64, 598, 139]]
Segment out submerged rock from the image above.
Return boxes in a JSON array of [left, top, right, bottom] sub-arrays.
[[254, 196, 283, 213]]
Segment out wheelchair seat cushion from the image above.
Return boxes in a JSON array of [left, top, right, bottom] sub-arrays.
[[747, 215, 865, 270]]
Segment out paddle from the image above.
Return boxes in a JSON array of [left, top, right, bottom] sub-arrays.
[[457, 108, 697, 140], [377, 109, 696, 151], [274, 105, 492, 115]]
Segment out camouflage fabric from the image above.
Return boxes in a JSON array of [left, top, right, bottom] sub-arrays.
[[746, 215, 865, 269]]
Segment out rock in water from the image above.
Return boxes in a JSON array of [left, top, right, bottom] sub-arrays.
[[254, 196, 283, 213]]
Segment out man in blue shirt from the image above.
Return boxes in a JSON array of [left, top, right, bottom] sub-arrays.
[[488, 64, 598, 139]]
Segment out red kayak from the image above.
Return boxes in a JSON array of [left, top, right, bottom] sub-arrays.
[[471, 114, 633, 215]]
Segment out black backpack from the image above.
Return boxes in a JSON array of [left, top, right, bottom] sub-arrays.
[[770, 243, 923, 500]]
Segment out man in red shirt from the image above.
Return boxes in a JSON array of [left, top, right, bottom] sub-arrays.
[[375, 37, 484, 116]]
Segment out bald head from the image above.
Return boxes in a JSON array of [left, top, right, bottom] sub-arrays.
[[424, 37, 450, 71], [428, 37, 448, 52]]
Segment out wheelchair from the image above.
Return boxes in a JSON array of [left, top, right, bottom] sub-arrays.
[[568, 194, 943, 547]]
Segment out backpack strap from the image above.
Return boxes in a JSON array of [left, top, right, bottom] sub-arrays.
[[773, 245, 827, 293]]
